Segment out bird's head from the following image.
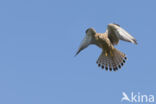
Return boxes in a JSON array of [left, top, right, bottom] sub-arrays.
[[75, 28, 96, 56], [85, 27, 96, 36]]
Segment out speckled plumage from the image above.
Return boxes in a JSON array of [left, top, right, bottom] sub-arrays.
[[76, 23, 137, 71]]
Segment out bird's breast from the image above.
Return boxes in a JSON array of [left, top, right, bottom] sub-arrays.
[[95, 34, 113, 50]]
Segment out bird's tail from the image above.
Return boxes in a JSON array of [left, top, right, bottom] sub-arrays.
[[96, 48, 127, 71]]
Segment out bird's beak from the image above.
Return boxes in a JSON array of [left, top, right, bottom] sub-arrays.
[[75, 35, 92, 56]]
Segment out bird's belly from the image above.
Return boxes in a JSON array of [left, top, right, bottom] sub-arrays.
[[96, 40, 113, 51], [96, 39, 107, 48]]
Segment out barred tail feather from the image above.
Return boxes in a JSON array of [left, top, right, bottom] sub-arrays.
[[96, 48, 127, 71]]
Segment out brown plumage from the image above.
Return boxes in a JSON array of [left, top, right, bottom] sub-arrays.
[[75, 23, 137, 71]]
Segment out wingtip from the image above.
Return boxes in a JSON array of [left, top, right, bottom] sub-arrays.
[[74, 53, 78, 57], [132, 39, 138, 45]]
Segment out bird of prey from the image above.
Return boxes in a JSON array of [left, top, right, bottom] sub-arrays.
[[75, 23, 137, 71]]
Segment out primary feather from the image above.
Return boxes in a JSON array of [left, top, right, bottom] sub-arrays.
[[107, 24, 137, 45]]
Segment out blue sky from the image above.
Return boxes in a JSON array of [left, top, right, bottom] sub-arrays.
[[0, 0, 156, 104]]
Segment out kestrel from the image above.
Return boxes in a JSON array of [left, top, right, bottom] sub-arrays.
[[75, 23, 137, 71]]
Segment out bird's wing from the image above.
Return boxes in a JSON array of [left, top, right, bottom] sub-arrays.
[[107, 24, 137, 45]]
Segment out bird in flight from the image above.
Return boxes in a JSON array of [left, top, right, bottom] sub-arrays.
[[75, 23, 137, 71]]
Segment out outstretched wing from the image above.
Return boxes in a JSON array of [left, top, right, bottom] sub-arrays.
[[107, 24, 137, 45]]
